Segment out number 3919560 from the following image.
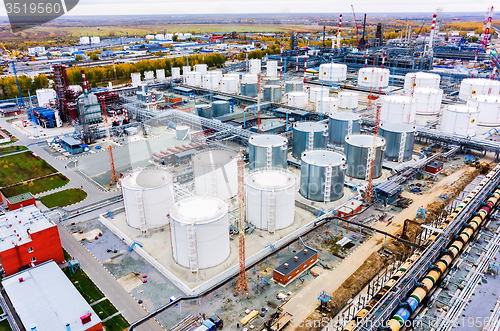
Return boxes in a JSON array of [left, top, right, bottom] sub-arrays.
[[5, 2, 62, 14]]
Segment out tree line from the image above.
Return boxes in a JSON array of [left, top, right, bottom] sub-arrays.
[[0, 74, 49, 100]]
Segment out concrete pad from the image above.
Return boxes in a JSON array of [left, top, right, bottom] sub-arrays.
[[72, 228, 102, 241], [118, 273, 144, 292]]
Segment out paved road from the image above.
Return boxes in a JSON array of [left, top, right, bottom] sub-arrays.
[[58, 223, 164, 331]]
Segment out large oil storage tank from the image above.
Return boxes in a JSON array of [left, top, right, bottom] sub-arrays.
[[202, 73, 221, 90], [185, 71, 202, 86], [300, 149, 346, 202], [285, 80, 304, 94], [121, 167, 175, 232], [309, 86, 329, 103], [220, 77, 239, 94], [287, 91, 308, 107], [316, 97, 338, 114], [319, 63, 347, 82], [358, 68, 390, 88], [459, 78, 500, 100], [338, 91, 359, 109], [172, 67, 181, 80], [249, 134, 288, 170], [379, 122, 416, 162], [328, 112, 361, 145], [380, 95, 417, 124], [249, 59, 261, 74], [292, 122, 328, 159], [440, 105, 479, 137], [192, 149, 238, 200], [345, 134, 385, 179], [246, 168, 296, 232], [413, 87, 443, 115], [266, 60, 278, 77], [467, 95, 500, 126], [242, 74, 258, 84], [241, 82, 258, 98], [404, 72, 441, 91], [212, 101, 231, 117], [195, 104, 213, 118], [170, 196, 230, 270], [195, 64, 208, 74], [263, 85, 282, 102], [262, 77, 280, 86]]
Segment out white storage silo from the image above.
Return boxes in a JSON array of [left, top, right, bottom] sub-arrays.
[[358, 68, 390, 88], [121, 167, 175, 232], [338, 91, 359, 109], [186, 72, 202, 87], [176, 125, 190, 140], [440, 105, 479, 137], [195, 64, 208, 74], [249, 59, 261, 74], [380, 95, 417, 124], [412, 87, 443, 115], [182, 66, 191, 75], [266, 60, 278, 77], [246, 168, 296, 232], [202, 73, 221, 90], [192, 149, 238, 200], [459, 78, 500, 100], [404, 72, 441, 92], [309, 86, 329, 103], [316, 97, 338, 114], [131, 72, 141, 87], [144, 71, 154, 82], [156, 69, 166, 82], [319, 63, 347, 82], [170, 196, 230, 270], [242, 74, 258, 84], [467, 95, 500, 126], [172, 67, 181, 80], [220, 77, 239, 94], [287, 91, 309, 108]]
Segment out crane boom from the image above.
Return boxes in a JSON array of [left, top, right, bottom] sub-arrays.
[[351, 5, 360, 48]]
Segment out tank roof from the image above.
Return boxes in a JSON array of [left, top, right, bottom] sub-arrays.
[[301, 149, 346, 167], [293, 121, 328, 132], [171, 196, 227, 224], [249, 134, 287, 147], [329, 112, 360, 121], [345, 134, 385, 148], [192, 149, 237, 166], [247, 169, 295, 190], [413, 87, 443, 94], [469, 95, 500, 103], [122, 168, 172, 190], [446, 104, 479, 113], [380, 122, 416, 133]]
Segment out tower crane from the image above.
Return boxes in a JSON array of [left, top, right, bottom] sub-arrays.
[[99, 97, 119, 185], [481, 6, 494, 51], [234, 155, 249, 298], [351, 5, 360, 48]]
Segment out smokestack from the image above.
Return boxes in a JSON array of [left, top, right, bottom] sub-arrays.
[[81, 69, 88, 93], [337, 14, 342, 49]]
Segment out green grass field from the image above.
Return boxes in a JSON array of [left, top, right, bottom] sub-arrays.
[[92, 299, 118, 320], [0, 320, 12, 331], [63, 268, 104, 304], [0, 151, 57, 187], [1, 174, 69, 198], [102, 314, 130, 331], [39, 188, 87, 208], [0, 146, 26, 155]]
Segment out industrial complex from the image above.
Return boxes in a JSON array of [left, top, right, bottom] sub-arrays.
[[0, 6, 500, 331]]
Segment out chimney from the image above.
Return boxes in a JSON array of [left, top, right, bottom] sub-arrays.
[[30, 325, 37, 331], [294, 256, 298, 262], [66, 323, 71, 331], [304, 249, 308, 255], [284, 263, 288, 269]]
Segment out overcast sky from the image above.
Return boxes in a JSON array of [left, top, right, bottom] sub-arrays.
[[0, 0, 497, 16]]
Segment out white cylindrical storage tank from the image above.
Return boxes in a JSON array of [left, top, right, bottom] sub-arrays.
[[338, 91, 359, 109], [176, 125, 190, 140], [192, 149, 238, 200], [144, 71, 154, 81], [224, 73, 240, 80], [249, 134, 288, 170], [344, 134, 385, 179], [440, 105, 479, 137], [319, 63, 347, 82], [285, 80, 303, 94], [182, 66, 191, 75], [246, 168, 296, 232], [220, 77, 239, 94], [404, 72, 441, 92], [316, 97, 338, 114], [170, 196, 230, 269], [287, 91, 308, 108], [249, 59, 261, 74], [266, 60, 278, 77], [186, 71, 202, 87], [202, 73, 221, 90], [242, 74, 258, 84], [156, 69, 166, 82], [380, 95, 417, 124], [195, 64, 208, 74], [121, 167, 175, 231], [131, 72, 141, 87], [263, 85, 282, 103], [358, 68, 390, 88], [172, 67, 181, 80], [309, 86, 329, 103], [467, 95, 500, 126], [459, 78, 500, 100], [413, 87, 443, 115]]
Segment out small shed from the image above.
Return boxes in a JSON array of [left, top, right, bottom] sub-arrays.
[[375, 180, 403, 205], [426, 161, 443, 174], [7, 192, 36, 211], [337, 200, 363, 218], [60, 136, 83, 155], [273, 248, 317, 285]]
